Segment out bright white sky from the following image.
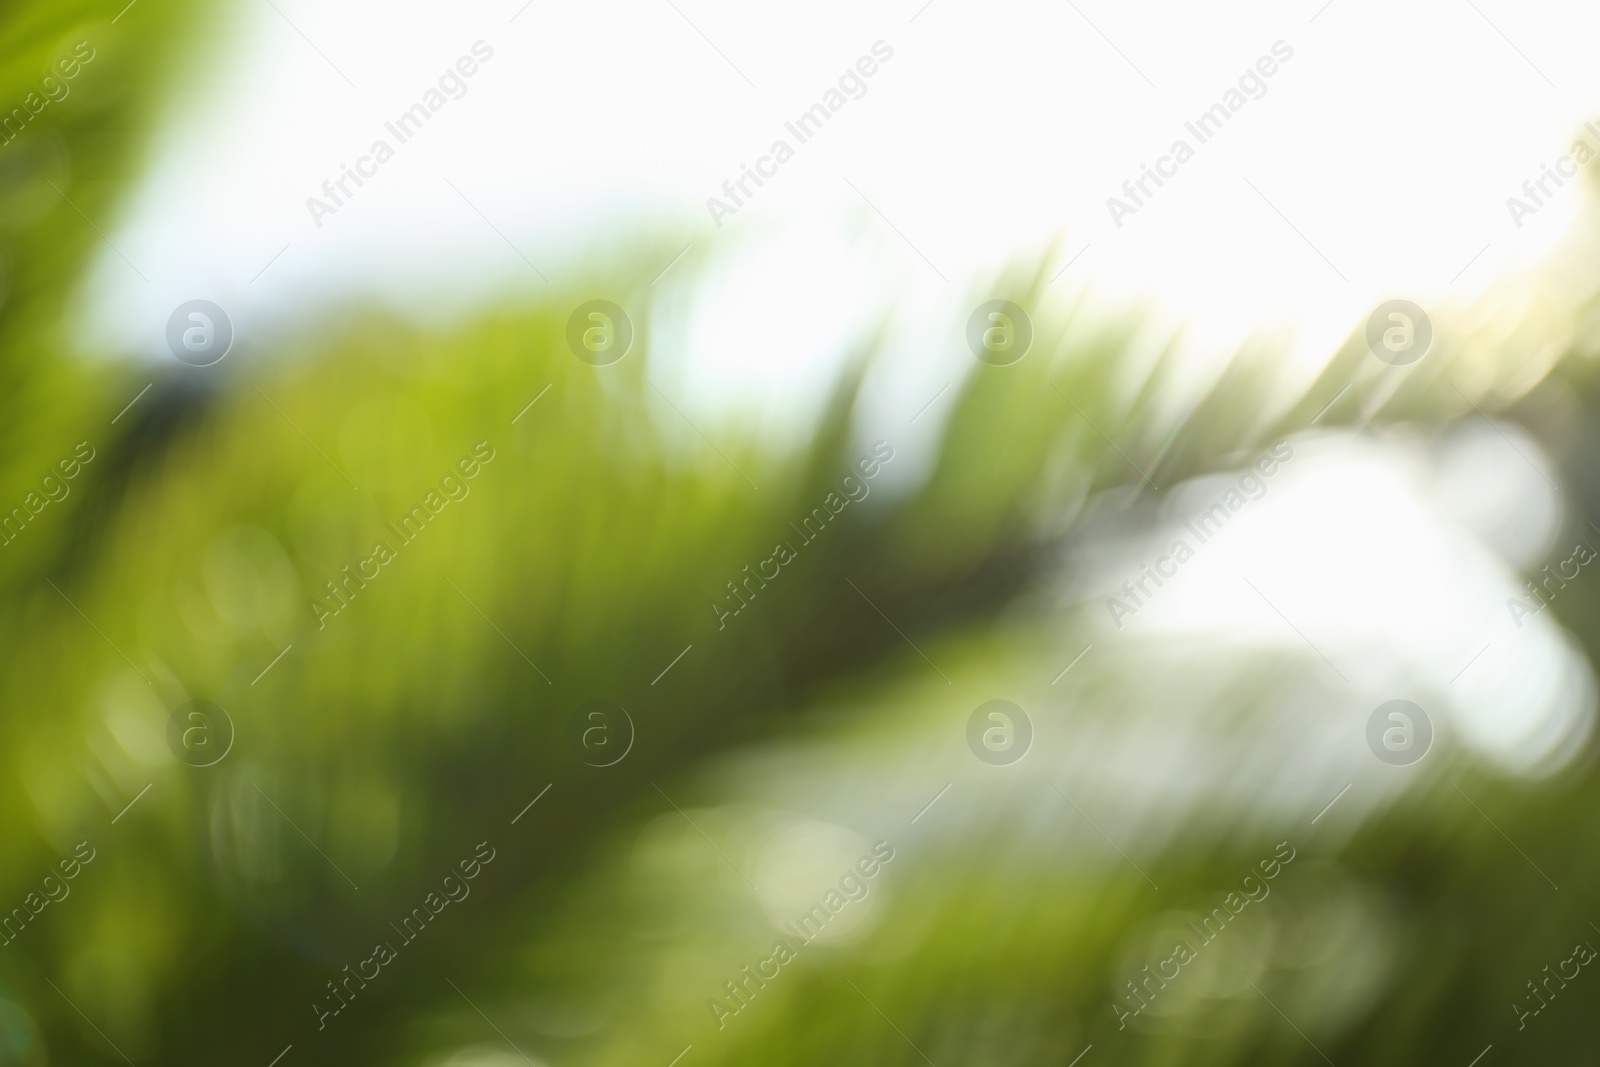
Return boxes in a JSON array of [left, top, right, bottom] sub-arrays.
[[81, 0, 1600, 436]]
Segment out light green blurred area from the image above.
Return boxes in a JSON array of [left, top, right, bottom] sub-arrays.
[[8, 2, 1600, 1067]]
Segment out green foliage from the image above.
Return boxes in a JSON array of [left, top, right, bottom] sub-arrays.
[[6, 3, 1600, 1067]]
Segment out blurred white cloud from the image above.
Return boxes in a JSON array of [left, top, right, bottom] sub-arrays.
[[77, 0, 1600, 436], [1088, 427, 1594, 777]]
